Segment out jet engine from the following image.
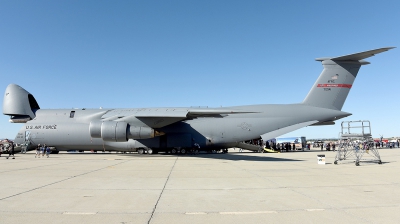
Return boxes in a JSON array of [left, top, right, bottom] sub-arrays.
[[89, 121, 159, 142]]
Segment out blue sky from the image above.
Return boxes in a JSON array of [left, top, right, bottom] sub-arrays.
[[1, 0, 399, 140]]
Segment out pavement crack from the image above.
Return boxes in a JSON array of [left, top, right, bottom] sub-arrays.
[[0, 160, 129, 201], [0, 160, 79, 174], [147, 156, 178, 224]]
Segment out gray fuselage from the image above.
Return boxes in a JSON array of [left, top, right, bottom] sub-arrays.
[[13, 104, 349, 152]]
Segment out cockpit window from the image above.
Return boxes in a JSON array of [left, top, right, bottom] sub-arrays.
[[70, 111, 75, 118]]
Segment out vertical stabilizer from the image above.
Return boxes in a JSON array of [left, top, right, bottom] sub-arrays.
[[302, 47, 394, 110]]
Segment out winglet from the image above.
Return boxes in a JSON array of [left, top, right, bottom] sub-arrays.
[[315, 47, 395, 61]]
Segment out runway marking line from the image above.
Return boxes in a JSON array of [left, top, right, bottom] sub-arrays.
[[63, 212, 97, 215], [220, 211, 277, 215], [306, 209, 325, 212], [185, 212, 207, 215]]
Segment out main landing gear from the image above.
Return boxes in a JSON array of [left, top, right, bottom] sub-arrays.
[[137, 148, 158, 155]]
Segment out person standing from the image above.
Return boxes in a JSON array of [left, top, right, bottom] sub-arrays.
[[35, 144, 41, 158], [46, 146, 51, 158], [266, 141, 270, 149], [41, 144, 46, 158], [6, 143, 15, 159]]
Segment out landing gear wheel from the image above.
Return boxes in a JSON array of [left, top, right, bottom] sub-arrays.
[[180, 148, 186, 154], [334, 161, 338, 165], [355, 162, 360, 166], [147, 149, 153, 155], [195, 149, 199, 154], [171, 148, 177, 154], [137, 149, 144, 154], [378, 160, 382, 164]]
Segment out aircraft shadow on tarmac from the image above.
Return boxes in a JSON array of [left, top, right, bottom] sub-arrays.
[[118, 152, 304, 162]]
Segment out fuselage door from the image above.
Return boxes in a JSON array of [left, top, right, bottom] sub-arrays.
[[25, 131, 31, 141]]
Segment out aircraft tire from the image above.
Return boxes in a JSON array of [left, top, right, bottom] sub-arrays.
[[180, 148, 186, 154], [171, 148, 177, 154], [138, 149, 144, 154], [147, 149, 153, 155]]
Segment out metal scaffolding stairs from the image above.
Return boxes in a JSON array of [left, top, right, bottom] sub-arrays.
[[334, 120, 382, 166]]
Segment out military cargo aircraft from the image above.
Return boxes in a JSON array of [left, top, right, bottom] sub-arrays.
[[3, 47, 394, 154]]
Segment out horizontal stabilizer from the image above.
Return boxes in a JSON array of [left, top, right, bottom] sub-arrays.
[[316, 47, 395, 61]]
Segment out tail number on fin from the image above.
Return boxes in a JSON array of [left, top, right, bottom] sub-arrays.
[[317, 84, 352, 88]]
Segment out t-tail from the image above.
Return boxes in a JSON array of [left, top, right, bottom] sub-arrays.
[[302, 47, 395, 110]]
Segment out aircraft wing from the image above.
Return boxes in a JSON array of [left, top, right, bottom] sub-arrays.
[[113, 108, 258, 128], [188, 109, 257, 116], [260, 120, 319, 141]]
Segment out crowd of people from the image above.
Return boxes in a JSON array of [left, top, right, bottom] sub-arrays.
[[35, 144, 51, 158], [1, 140, 52, 159], [0, 139, 15, 159], [376, 141, 400, 148], [313, 139, 400, 151], [266, 141, 298, 152]]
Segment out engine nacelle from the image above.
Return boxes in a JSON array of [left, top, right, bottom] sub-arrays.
[[128, 126, 155, 139], [89, 121, 157, 142], [101, 121, 128, 142], [89, 121, 102, 138]]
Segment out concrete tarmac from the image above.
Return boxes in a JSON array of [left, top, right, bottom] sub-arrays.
[[1, 148, 399, 224]]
